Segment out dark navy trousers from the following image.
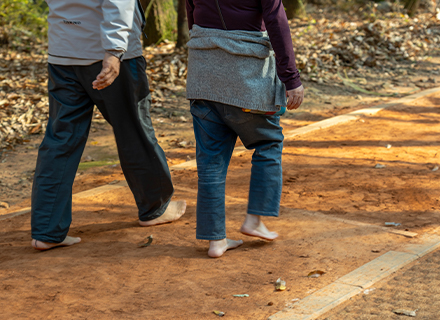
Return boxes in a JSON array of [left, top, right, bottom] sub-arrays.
[[31, 57, 174, 243]]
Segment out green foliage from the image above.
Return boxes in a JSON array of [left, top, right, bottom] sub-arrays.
[[0, 0, 48, 43], [283, 0, 307, 19], [158, 0, 177, 42]]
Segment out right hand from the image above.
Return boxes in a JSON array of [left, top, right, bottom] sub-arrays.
[[286, 85, 304, 110], [92, 52, 121, 90]]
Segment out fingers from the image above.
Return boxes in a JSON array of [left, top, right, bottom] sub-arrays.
[[291, 94, 304, 110], [286, 85, 305, 110], [286, 94, 300, 110], [287, 95, 301, 110], [92, 53, 121, 90], [92, 67, 116, 90], [92, 66, 118, 90]]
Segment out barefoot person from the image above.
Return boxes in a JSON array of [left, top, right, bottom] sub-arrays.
[[31, 0, 186, 251], [186, 0, 304, 258]]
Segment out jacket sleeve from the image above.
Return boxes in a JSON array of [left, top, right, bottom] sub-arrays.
[[101, 0, 137, 53], [186, 0, 195, 30], [261, 0, 302, 90]]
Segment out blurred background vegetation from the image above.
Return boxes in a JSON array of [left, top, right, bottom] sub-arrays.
[[0, 0, 438, 152], [0, 0, 48, 48], [0, 0, 436, 49]]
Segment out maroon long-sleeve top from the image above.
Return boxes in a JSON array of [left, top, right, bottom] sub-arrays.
[[186, 0, 302, 90]]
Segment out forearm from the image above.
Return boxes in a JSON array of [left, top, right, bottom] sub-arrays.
[[186, 0, 195, 30], [262, 0, 302, 90]]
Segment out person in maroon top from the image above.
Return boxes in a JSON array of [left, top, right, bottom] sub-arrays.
[[186, 0, 304, 258], [186, 0, 303, 93]]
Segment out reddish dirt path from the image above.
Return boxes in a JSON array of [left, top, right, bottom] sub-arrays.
[[0, 91, 439, 319]]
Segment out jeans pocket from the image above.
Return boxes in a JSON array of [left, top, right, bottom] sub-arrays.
[[223, 106, 253, 124], [190, 100, 211, 119]]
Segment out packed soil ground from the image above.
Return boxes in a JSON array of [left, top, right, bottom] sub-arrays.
[[1, 7, 439, 317], [0, 86, 439, 319]]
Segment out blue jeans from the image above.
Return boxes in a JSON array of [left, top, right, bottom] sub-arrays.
[[191, 100, 284, 240]]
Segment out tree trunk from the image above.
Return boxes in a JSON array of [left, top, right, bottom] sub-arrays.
[[176, 0, 189, 48], [139, 0, 161, 46], [403, 0, 421, 16], [282, 0, 306, 20]]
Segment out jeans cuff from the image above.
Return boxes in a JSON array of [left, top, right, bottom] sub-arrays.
[[31, 234, 67, 244], [247, 208, 279, 217], [196, 234, 226, 241]]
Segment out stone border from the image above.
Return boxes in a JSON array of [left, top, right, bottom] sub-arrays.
[[268, 235, 440, 320], [170, 87, 440, 171], [291, 209, 418, 238], [284, 87, 440, 140], [174, 186, 417, 238]]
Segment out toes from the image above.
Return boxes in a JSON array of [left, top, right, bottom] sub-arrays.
[[227, 239, 244, 249], [240, 229, 278, 241], [68, 237, 81, 245]]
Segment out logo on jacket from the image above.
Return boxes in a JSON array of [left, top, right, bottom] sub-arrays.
[[63, 20, 81, 25]]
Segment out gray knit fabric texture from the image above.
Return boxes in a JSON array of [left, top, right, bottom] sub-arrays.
[[186, 25, 287, 112]]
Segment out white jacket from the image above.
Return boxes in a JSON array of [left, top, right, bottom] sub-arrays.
[[46, 0, 145, 61]]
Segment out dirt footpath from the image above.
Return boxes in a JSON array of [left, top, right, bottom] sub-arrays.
[[0, 90, 439, 320]]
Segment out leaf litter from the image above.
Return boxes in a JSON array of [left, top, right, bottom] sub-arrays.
[[307, 270, 326, 278], [1, 5, 439, 152], [393, 309, 417, 317], [137, 235, 153, 248]]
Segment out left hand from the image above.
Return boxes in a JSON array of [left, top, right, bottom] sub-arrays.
[[286, 85, 304, 110], [92, 52, 121, 90]]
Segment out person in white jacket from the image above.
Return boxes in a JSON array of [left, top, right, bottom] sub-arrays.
[[31, 0, 186, 251]]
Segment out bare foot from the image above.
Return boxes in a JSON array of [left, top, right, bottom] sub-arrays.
[[208, 238, 243, 258], [32, 236, 81, 251], [139, 200, 186, 227], [240, 214, 278, 240]]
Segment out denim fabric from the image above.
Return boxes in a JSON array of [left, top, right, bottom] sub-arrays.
[[191, 100, 284, 240], [31, 57, 174, 243]]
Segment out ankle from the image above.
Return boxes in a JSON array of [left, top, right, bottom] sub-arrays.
[[210, 239, 226, 246], [245, 214, 261, 227]]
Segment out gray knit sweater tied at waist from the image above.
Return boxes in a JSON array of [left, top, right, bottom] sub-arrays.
[[186, 25, 287, 112]]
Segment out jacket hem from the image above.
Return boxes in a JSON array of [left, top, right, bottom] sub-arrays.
[[186, 92, 283, 112]]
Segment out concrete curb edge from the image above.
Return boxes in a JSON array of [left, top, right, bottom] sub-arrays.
[[268, 237, 440, 320], [171, 87, 440, 171]]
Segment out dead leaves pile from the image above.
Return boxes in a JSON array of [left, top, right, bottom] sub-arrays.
[[0, 41, 48, 150], [0, 10, 439, 151], [291, 12, 439, 83], [0, 39, 189, 152], [143, 40, 187, 109]]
